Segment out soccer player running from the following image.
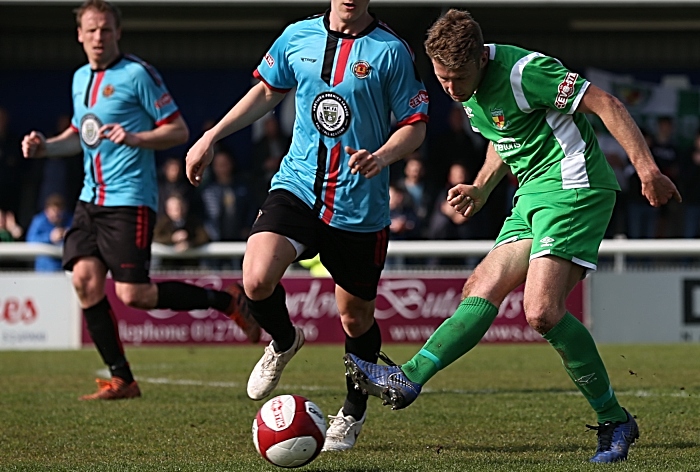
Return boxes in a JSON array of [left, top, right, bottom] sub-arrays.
[[21, 0, 260, 401], [185, 0, 428, 452], [345, 9, 681, 463]]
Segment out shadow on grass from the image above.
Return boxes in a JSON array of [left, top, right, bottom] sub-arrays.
[[364, 442, 585, 454], [637, 440, 700, 450]]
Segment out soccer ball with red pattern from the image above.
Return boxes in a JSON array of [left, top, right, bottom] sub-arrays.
[[252, 394, 327, 468]]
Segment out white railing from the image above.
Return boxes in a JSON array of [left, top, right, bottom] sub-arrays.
[[2, 239, 700, 273]]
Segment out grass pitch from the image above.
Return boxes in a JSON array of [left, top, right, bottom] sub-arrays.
[[1, 343, 699, 471]]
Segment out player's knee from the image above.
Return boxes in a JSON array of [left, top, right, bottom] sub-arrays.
[[115, 286, 145, 309], [241, 276, 275, 301], [339, 306, 374, 337], [524, 306, 560, 334]]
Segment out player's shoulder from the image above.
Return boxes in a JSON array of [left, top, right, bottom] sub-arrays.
[[120, 54, 164, 86], [490, 44, 543, 64], [72, 63, 92, 81], [280, 13, 324, 38], [372, 20, 413, 53]]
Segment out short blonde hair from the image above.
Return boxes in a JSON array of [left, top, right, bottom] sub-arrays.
[[74, 0, 122, 28], [424, 9, 484, 70]]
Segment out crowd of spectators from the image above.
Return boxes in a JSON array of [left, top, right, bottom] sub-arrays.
[[1, 103, 699, 271]]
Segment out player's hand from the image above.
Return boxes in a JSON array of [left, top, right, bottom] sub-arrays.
[[641, 172, 682, 207], [446, 184, 484, 219], [346, 146, 386, 179], [185, 135, 215, 187], [99, 123, 139, 147], [21, 131, 47, 158]]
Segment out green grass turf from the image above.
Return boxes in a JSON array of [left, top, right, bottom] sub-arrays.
[[1, 344, 699, 471]]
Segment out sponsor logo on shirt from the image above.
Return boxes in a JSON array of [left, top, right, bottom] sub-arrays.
[[155, 92, 173, 109], [301, 57, 317, 63], [555, 72, 578, 109], [80, 113, 103, 149], [491, 108, 509, 130], [409, 90, 429, 108], [311, 92, 351, 138], [352, 60, 371, 79], [102, 84, 115, 98], [264, 52, 275, 68], [493, 137, 521, 153]]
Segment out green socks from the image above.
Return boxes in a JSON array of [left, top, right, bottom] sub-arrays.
[[543, 312, 627, 424], [402, 297, 498, 385]]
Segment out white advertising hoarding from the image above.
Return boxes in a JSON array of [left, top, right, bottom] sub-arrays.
[[589, 271, 700, 343], [0, 273, 81, 350]]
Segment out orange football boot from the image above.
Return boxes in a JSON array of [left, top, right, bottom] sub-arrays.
[[79, 377, 142, 401], [223, 283, 261, 343]]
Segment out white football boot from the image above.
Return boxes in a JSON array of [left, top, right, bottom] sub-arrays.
[[321, 408, 366, 452], [247, 326, 305, 401]]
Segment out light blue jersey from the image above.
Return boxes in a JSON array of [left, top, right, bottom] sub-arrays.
[[255, 12, 429, 232], [70, 54, 180, 211]]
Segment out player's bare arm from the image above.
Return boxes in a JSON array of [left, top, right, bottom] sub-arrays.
[[99, 115, 189, 150], [347, 121, 426, 179], [577, 84, 681, 207], [22, 127, 81, 159], [186, 81, 286, 186], [448, 142, 509, 219]]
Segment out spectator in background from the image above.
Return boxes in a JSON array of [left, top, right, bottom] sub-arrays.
[[650, 116, 682, 237], [153, 193, 209, 269], [0, 107, 21, 215], [199, 149, 255, 269], [426, 104, 481, 194], [681, 131, 700, 238], [251, 113, 289, 208], [26, 194, 73, 272], [596, 128, 629, 238], [157, 156, 199, 217], [36, 114, 84, 214], [626, 128, 660, 238], [387, 183, 421, 268], [395, 153, 430, 226], [0, 209, 23, 242], [427, 162, 491, 262]]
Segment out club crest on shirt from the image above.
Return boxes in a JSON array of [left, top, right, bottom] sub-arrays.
[[352, 60, 371, 79], [80, 113, 103, 149], [491, 108, 509, 130], [102, 84, 115, 98], [311, 92, 351, 138]]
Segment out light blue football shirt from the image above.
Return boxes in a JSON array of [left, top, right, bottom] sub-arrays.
[[255, 12, 429, 232], [70, 54, 181, 211]]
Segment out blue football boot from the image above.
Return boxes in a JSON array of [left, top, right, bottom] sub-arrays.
[[588, 408, 639, 463], [343, 353, 422, 410]]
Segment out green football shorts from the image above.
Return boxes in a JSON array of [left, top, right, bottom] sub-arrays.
[[493, 188, 616, 272]]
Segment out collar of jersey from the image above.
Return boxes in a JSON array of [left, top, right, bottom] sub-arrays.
[[323, 9, 378, 39], [91, 53, 124, 72]]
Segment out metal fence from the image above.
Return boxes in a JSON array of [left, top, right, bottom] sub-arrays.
[[2, 239, 700, 273]]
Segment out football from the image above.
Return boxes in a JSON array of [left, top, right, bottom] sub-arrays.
[[252, 394, 327, 468]]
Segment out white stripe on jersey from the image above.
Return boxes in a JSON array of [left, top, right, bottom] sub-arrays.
[[545, 109, 590, 189], [509, 52, 545, 113]]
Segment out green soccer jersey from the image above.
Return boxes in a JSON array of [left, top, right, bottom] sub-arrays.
[[463, 44, 620, 196]]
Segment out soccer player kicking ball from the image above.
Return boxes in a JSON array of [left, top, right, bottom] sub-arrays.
[[186, 0, 427, 452], [345, 9, 681, 464], [22, 0, 260, 401]]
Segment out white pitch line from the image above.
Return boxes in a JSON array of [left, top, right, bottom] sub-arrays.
[[96, 369, 696, 398]]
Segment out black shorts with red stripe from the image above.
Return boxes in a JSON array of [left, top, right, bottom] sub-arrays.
[[63, 200, 155, 283], [250, 189, 389, 301]]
